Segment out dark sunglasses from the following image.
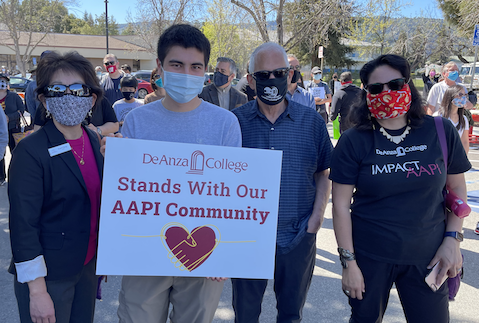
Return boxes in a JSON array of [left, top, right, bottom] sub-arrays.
[[104, 61, 116, 66], [43, 84, 93, 97], [366, 78, 406, 95], [253, 67, 290, 81], [154, 74, 161, 79], [290, 65, 301, 71]]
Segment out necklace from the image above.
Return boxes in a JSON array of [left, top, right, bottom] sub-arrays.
[[71, 132, 85, 165], [379, 126, 411, 144]]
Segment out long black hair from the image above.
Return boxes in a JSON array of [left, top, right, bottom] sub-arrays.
[[349, 54, 424, 130]]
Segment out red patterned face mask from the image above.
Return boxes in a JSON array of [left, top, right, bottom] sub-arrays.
[[367, 84, 412, 119]]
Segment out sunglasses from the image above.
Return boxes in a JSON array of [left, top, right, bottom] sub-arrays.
[[253, 67, 290, 81], [290, 65, 301, 71], [104, 61, 116, 66], [153, 74, 161, 79], [366, 78, 406, 95], [43, 84, 93, 97]]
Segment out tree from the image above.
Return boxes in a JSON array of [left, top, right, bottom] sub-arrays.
[[323, 29, 355, 72], [231, 0, 354, 51], [0, 0, 68, 76], [348, 0, 410, 56], [201, 0, 261, 72], [121, 23, 136, 35], [126, 0, 195, 54]]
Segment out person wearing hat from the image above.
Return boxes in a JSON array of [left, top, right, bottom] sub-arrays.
[[0, 73, 25, 185], [305, 66, 332, 123]]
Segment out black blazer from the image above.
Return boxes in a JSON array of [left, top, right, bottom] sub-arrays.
[[3, 90, 25, 130], [8, 120, 104, 281], [199, 84, 248, 111]]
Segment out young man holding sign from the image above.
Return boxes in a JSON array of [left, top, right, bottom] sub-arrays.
[[231, 43, 332, 322], [116, 24, 242, 323]]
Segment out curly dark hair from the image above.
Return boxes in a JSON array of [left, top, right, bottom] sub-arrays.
[[348, 54, 424, 130]]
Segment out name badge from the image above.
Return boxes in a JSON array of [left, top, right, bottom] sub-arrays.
[[48, 143, 71, 157]]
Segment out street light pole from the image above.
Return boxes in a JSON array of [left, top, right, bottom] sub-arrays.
[[105, 0, 109, 54]]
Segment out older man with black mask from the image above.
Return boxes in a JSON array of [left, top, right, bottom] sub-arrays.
[[199, 57, 247, 110], [231, 42, 332, 323]]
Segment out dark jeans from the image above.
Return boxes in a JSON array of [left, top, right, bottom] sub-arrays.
[[319, 111, 328, 124], [14, 258, 98, 323], [349, 255, 449, 323], [232, 232, 316, 323]]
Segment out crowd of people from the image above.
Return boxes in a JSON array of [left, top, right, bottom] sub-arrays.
[[2, 23, 475, 323]]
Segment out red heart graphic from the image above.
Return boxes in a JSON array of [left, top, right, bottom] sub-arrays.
[[164, 226, 216, 271]]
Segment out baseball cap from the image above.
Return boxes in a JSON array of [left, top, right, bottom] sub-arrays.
[[311, 66, 322, 74]]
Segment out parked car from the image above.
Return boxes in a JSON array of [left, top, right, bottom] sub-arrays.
[[137, 79, 153, 99], [132, 70, 153, 83], [9, 76, 32, 92], [204, 73, 213, 85]]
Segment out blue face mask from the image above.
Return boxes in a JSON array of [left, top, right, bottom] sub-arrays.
[[162, 68, 204, 104], [313, 73, 322, 80], [447, 71, 459, 81], [452, 96, 467, 108], [155, 77, 163, 88]]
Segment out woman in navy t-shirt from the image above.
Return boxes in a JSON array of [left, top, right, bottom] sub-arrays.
[[330, 54, 470, 323]]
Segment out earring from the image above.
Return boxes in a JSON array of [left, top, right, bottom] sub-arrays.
[[45, 109, 51, 118], [88, 109, 93, 117]]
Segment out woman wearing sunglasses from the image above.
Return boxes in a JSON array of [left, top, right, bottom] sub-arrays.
[[330, 55, 470, 322], [144, 67, 166, 104], [8, 51, 103, 323], [435, 85, 470, 154]]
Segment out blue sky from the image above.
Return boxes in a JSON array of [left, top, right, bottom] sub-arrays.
[[71, 0, 443, 25]]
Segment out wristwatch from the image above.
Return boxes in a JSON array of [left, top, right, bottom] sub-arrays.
[[338, 247, 356, 269], [96, 127, 102, 136], [444, 231, 463, 242]]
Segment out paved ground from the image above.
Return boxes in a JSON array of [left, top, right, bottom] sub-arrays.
[[0, 122, 478, 323]]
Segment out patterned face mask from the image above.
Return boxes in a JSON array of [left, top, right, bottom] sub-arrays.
[[452, 96, 467, 108], [367, 84, 412, 119], [45, 95, 93, 126]]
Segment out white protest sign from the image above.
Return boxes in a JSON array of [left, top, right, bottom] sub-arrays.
[[97, 138, 282, 279], [309, 86, 326, 99]]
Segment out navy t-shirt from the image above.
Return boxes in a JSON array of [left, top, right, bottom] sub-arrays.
[[329, 116, 471, 265]]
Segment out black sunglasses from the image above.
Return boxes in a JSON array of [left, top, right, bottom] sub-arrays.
[[104, 61, 116, 66], [43, 84, 93, 97], [290, 65, 301, 71], [253, 67, 290, 81], [366, 78, 406, 95]]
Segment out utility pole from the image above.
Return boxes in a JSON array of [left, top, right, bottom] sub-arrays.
[[105, 0, 109, 54]]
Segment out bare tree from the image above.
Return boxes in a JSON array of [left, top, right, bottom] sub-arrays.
[[126, 0, 195, 54], [231, 0, 354, 52], [0, 0, 67, 75]]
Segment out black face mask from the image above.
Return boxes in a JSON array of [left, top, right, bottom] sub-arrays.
[[122, 91, 135, 100], [213, 71, 229, 87], [291, 70, 300, 84], [255, 77, 288, 105]]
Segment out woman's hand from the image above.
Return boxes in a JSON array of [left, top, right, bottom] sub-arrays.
[[100, 132, 123, 157], [27, 277, 55, 322], [428, 237, 462, 287], [30, 292, 55, 323], [342, 261, 365, 300]]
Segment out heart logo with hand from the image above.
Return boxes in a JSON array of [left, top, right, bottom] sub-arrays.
[[161, 224, 218, 271]]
